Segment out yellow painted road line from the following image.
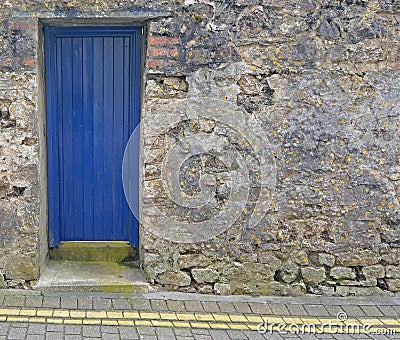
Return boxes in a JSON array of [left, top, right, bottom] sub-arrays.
[[0, 306, 396, 334]]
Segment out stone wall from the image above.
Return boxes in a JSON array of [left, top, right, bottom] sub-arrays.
[[0, 0, 400, 295]]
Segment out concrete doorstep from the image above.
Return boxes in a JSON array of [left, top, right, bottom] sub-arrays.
[[34, 242, 149, 294], [33, 261, 150, 294]]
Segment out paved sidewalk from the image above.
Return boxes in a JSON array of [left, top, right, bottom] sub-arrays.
[[0, 290, 398, 339]]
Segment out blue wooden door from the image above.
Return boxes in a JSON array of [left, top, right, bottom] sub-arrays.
[[44, 26, 141, 247]]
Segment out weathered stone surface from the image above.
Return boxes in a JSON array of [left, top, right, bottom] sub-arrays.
[[142, 253, 166, 283], [335, 251, 381, 267], [301, 267, 326, 285], [220, 261, 275, 286], [294, 250, 309, 266], [1, 0, 400, 296], [178, 254, 211, 269], [330, 267, 356, 280], [381, 250, 400, 265], [213, 283, 231, 295], [318, 253, 335, 267], [4, 256, 38, 281], [242, 262, 275, 282], [257, 251, 282, 271], [339, 279, 377, 287], [363, 265, 385, 279], [191, 268, 219, 283], [276, 261, 299, 284], [156, 271, 191, 287], [386, 265, 400, 279], [337, 286, 391, 297], [386, 279, 400, 292]]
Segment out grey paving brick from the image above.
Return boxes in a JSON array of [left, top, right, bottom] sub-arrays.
[[61, 296, 78, 309], [9, 323, 29, 328], [323, 305, 346, 318], [269, 304, 290, 315], [82, 325, 101, 338], [260, 332, 288, 339], [249, 303, 272, 315], [225, 330, 248, 339], [340, 305, 366, 318], [46, 332, 63, 340], [296, 334, 319, 340], [0, 324, 8, 335], [314, 334, 336, 339], [349, 335, 372, 339], [3, 295, 25, 307], [112, 298, 131, 310], [137, 326, 156, 335], [46, 324, 64, 332], [65, 335, 82, 340], [201, 301, 220, 313], [42, 296, 60, 309], [208, 329, 231, 340], [383, 331, 400, 339], [139, 336, 158, 340], [363, 336, 389, 340], [102, 333, 120, 340], [155, 327, 175, 339], [192, 328, 210, 335], [64, 325, 82, 335], [232, 302, 252, 314], [185, 300, 204, 312], [132, 298, 152, 311], [392, 305, 400, 314], [175, 337, 195, 340], [150, 299, 169, 311], [101, 325, 119, 334], [286, 304, 309, 316], [119, 326, 138, 338], [93, 298, 112, 310], [279, 332, 300, 338], [166, 300, 186, 312], [376, 305, 398, 317], [8, 326, 27, 339], [174, 328, 194, 337], [330, 335, 354, 340], [359, 305, 384, 317], [27, 323, 46, 335], [77, 297, 93, 310], [243, 330, 271, 339], [217, 302, 236, 313], [25, 295, 43, 308], [26, 335, 46, 340], [303, 304, 329, 316], [193, 335, 213, 340]]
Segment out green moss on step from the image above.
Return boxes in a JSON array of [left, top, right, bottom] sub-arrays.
[[49, 242, 137, 263]]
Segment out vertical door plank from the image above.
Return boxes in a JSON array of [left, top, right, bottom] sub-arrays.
[[93, 36, 105, 240], [82, 37, 95, 240], [122, 36, 131, 241], [103, 36, 114, 240], [61, 37, 74, 241], [72, 37, 84, 240], [113, 36, 124, 240]]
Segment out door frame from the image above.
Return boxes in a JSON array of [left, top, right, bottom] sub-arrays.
[[38, 20, 146, 270]]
